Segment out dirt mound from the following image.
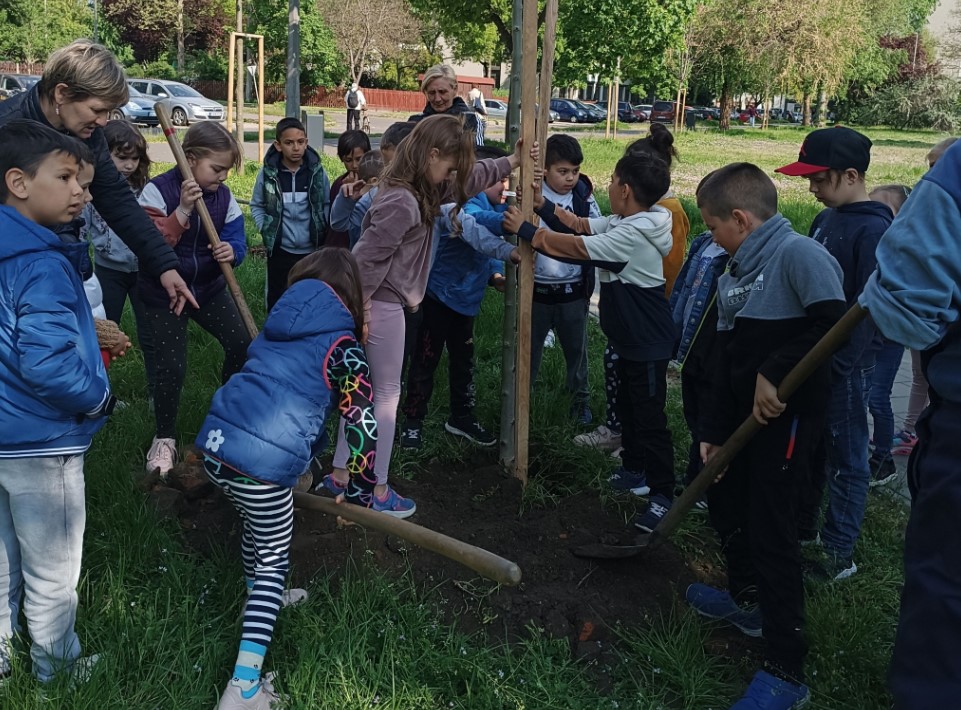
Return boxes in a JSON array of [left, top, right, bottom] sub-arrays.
[[147, 450, 754, 677]]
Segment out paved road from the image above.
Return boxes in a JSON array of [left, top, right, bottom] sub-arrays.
[[145, 107, 657, 164]]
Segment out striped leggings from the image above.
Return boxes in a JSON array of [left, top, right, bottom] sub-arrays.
[[203, 456, 293, 648]]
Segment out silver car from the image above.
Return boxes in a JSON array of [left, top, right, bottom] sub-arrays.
[[127, 79, 224, 126], [109, 84, 159, 126], [483, 98, 558, 122]]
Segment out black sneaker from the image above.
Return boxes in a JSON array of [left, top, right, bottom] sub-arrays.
[[570, 401, 593, 426], [804, 555, 857, 582], [400, 419, 423, 449], [444, 415, 496, 446], [869, 454, 897, 487]]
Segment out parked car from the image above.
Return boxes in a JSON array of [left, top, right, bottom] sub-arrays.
[[0, 74, 39, 99], [633, 104, 653, 121], [127, 79, 224, 126], [572, 100, 606, 122], [109, 84, 159, 126], [550, 98, 592, 123], [649, 100, 690, 123], [484, 99, 507, 120], [483, 99, 558, 123], [594, 101, 638, 122]]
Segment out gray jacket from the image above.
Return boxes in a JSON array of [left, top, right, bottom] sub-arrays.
[[81, 203, 139, 273]]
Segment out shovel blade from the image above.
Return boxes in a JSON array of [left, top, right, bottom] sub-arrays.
[[570, 534, 653, 560]]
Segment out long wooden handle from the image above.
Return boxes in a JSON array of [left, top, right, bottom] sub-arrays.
[[292, 491, 523, 586], [648, 303, 869, 547], [154, 104, 259, 340]]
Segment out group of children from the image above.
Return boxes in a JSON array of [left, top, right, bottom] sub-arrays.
[[0, 101, 946, 709]]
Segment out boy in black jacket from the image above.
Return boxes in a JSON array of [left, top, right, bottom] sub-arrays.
[[776, 127, 893, 581], [691, 164, 845, 708]]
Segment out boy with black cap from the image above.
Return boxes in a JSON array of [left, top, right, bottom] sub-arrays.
[[776, 127, 893, 581]]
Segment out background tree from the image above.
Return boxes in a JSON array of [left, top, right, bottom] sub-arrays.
[[0, 0, 92, 63], [316, 0, 421, 86], [249, 0, 344, 87]]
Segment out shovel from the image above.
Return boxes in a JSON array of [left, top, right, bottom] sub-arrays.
[[571, 304, 868, 559]]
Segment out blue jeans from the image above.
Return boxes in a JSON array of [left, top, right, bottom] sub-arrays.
[[0, 455, 86, 681], [868, 342, 904, 459], [821, 366, 873, 560]]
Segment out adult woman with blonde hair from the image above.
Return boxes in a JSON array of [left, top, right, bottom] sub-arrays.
[[410, 64, 484, 145], [0, 39, 196, 314]]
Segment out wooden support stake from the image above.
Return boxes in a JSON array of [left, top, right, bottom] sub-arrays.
[[226, 32, 236, 133], [257, 34, 265, 162], [512, 0, 540, 484], [537, 0, 558, 154]]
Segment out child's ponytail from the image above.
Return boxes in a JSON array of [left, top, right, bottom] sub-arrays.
[[626, 122, 679, 169]]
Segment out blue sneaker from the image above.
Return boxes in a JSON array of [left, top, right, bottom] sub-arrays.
[[608, 468, 650, 496], [371, 485, 417, 519], [729, 670, 809, 709], [685, 583, 763, 637], [317, 473, 347, 496], [633, 493, 672, 533]]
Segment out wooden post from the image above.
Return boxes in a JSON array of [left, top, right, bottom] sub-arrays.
[[234, 0, 245, 174], [537, 0, 558, 153], [499, 0, 524, 468], [258, 34, 265, 162], [226, 32, 236, 134], [285, 0, 301, 119], [604, 78, 612, 139], [612, 57, 620, 140], [511, 0, 540, 485]]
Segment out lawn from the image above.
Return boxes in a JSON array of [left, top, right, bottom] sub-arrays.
[[2, 126, 942, 708]]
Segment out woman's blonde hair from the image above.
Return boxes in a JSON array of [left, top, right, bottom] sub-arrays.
[[38, 40, 128, 107], [420, 64, 458, 94], [182, 122, 244, 172], [380, 114, 476, 228]]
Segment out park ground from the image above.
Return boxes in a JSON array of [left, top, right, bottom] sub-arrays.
[[3, 125, 941, 708]]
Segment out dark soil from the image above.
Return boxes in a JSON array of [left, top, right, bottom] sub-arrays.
[[147, 448, 761, 680]]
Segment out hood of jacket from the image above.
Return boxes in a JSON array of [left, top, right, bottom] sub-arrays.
[[0, 205, 87, 270], [263, 143, 322, 172], [624, 203, 674, 257], [263, 278, 357, 342], [729, 213, 795, 279]]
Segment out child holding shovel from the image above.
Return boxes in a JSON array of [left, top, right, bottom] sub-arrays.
[[197, 248, 377, 710], [690, 163, 845, 708], [138, 122, 250, 478]]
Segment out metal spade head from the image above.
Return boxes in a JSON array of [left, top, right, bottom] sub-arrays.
[[570, 532, 654, 559]]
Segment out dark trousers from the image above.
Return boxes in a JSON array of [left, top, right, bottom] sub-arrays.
[[616, 357, 674, 499], [708, 411, 823, 680], [266, 246, 310, 313], [681, 370, 712, 486], [402, 295, 475, 421], [147, 288, 251, 438], [890, 398, 961, 708], [530, 296, 589, 404], [96, 264, 155, 395], [346, 108, 361, 131], [603, 343, 621, 431]]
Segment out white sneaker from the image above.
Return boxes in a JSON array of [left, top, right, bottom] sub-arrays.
[[146, 437, 177, 478], [573, 425, 623, 452], [544, 330, 556, 348], [216, 672, 283, 709]]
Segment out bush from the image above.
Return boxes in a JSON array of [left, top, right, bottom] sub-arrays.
[[853, 75, 961, 131]]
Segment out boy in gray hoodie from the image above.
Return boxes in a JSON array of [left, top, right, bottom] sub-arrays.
[[689, 163, 845, 709]]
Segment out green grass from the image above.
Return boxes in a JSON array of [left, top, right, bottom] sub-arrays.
[[6, 127, 936, 707]]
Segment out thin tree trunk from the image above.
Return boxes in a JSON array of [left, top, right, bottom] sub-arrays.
[[817, 89, 828, 127], [802, 92, 812, 127], [176, 0, 185, 74], [719, 80, 731, 131]]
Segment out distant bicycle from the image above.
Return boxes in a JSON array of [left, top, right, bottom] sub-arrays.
[[361, 108, 371, 133]]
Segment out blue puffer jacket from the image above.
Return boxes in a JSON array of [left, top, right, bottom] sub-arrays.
[[0, 206, 111, 458], [195, 279, 355, 486]]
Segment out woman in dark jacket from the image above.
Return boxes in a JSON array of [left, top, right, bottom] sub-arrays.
[[409, 64, 484, 145], [0, 40, 195, 313]]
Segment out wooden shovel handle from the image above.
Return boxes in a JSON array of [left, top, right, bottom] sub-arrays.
[[648, 304, 869, 547], [154, 104, 259, 340], [292, 491, 522, 587]]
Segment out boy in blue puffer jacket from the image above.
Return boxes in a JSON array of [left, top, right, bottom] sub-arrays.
[[0, 120, 116, 683], [196, 248, 378, 710]]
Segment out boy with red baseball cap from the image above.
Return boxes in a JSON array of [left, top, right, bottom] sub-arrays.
[[776, 127, 892, 581]]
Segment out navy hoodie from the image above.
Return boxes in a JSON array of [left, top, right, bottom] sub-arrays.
[[809, 200, 892, 380]]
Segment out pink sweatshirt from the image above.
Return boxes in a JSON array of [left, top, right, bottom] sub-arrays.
[[353, 156, 513, 309]]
